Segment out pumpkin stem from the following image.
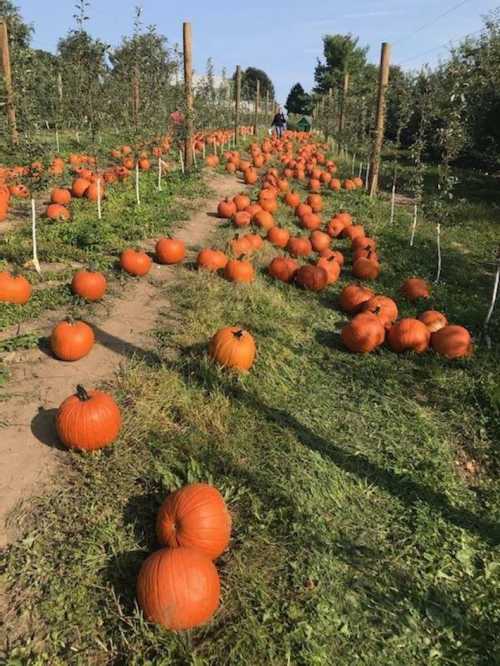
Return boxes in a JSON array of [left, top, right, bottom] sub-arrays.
[[233, 329, 244, 339], [76, 385, 91, 401]]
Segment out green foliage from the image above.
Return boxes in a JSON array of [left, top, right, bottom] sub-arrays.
[[285, 82, 312, 115], [233, 66, 275, 102], [314, 34, 369, 93]]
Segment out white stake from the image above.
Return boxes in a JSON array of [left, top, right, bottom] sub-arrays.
[[351, 153, 356, 175], [365, 162, 370, 191], [484, 253, 500, 332], [31, 199, 41, 276], [410, 204, 418, 247], [434, 223, 442, 283], [97, 177, 102, 220], [213, 139, 217, 155], [390, 180, 396, 225], [358, 162, 363, 178], [55, 128, 60, 153], [135, 162, 141, 206], [158, 156, 162, 191], [179, 149, 185, 175], [192, 146, 197, 168], [202, 142, 206, 159], [76, 130, 80, 143]]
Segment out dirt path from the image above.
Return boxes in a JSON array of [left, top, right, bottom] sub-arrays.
[[0, 172, 241, 547]]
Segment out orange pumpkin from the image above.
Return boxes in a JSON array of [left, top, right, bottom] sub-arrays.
[[155, 238, 186, 265], [120, 249, 152, 276], [387, 319, 430, 353], [418, 310, 448, 333], [341, 312, 386, 353], [268, 256, 298, 283], [339, 284, 374, 313], [209, 326, 256, 370], [431, 325, 473, 359], [224, 258, 255, 283], [0, 271, 32, 304], [71, 270, 107, 302], [196, 248, 228, 272], [50, 319, 95, 362]]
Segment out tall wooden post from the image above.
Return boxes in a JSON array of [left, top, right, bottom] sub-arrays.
[[369, 42, 391, 197], [0, 20, 18, 145], [234, 64, 241, 145], [183, 22, 194, 171], [254, 79, 260, 136], [338, 71, 350, 135]]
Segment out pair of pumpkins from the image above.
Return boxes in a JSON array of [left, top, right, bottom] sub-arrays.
[[137, 483, 231, 631], [120, 238, 185, 276]]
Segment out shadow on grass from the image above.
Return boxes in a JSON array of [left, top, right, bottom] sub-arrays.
[[92, 325, 162, 367], [30, 407, 64, 449]]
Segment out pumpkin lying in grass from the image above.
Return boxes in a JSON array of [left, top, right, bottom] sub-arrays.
[[71, 269, 107, 302], [316, 256, 341, 284], [209, 326, 256, 371], [267, 226, 290, 248], [155, 238, 186, 265], [137, 547, 220, 631], [50, 188, 72, 206], [352, 252, 381, 280], [339, 284, 374, 313], [431, 325, 473, 359], [268, 256, 299, 283], [50, 319, 95, 361], [401, 278, 430, 301], [224, 258, 255, 283], [196, 248, 228, 272], [0, 271, 32, 304], [46, 204, 70, 222], [217, 198, 237, 219], [418, 310, 448, 333], [287, 236, 312, 258], [341, 312, 386, 353], [295, 265, 328, 292], [120, 249, 152, 276], [56, 385, 122, 451], [387, 319, 430, 353], [156, 483, 231, 560], [361, 296, 398, 329]]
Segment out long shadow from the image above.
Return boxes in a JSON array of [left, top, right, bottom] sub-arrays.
[[175, 356, 500, 546], [92, 325, 162, 367]]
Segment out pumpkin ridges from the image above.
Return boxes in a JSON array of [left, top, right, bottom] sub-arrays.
[[209, 326, 256, 371]]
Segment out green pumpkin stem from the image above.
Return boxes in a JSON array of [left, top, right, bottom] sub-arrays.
[[76, 385, 91, 402]]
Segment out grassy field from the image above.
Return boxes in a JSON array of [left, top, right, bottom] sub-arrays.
[[1, 146, 500, 665]]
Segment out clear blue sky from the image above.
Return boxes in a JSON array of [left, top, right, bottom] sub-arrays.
[[15, 0, 500, 102]]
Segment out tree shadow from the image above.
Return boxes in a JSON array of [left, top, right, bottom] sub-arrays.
[[92, 326, 162, 367]]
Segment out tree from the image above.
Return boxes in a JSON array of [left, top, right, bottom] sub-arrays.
[[314, 34, 369, 94], [285, 83, 311, 115], [233, 67, 275, 101], [0, 0, 31, 49]]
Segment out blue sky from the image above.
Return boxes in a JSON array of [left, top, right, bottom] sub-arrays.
[[15, 0, 500, 102]]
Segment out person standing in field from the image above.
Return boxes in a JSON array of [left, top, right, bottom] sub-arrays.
[[271, 107, 287, 138]]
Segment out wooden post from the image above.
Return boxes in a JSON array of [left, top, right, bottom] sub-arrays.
[[183, 22, 194, 171], [0, 20, 18, 145], [369, 42, 391, 197], [234, 65, 241, 145], [338, 71, 349, 135], [254, 79, 260, 136]]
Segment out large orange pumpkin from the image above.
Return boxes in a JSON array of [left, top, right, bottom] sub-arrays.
[[51, 188, 72, 206], [46, 204, 70, 221], [209, 326, 256, 371], [56, 385, 122, 451], [431, 325, 473, 359], [267, 226, 290, 248], [341, 312, 386, 353], [120, 249, 152, 276], [156, 483, 231, 560], [224, 258, 255, 283], [155, 238, 186, 265], [287, 236, 312, 258], [71, 177, 91, 198], [137, 547, 220, 631], [339, 284, 374, 313], [387, 319, 430, 353], [50, 319, 95, 362], [401, 278, 430, 301], [360, 296, 398, 329], [71, 270, 107, 302], [295, 265, 328, 292]]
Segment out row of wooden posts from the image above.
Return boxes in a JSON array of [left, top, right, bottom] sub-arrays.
[[0, 17, 390, 197]]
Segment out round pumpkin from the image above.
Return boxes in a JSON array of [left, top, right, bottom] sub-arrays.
[[339, 284, 374, 313], [217, 198, 237, 219], [387, 319, 430, 353], [71, 177, 91, 198], [268, 256, 298, 283], [120, 249, 152, 276], [196, 248, 228, 272], [316, 256, 341, 284], [0, 271, 32, 304], [401, 278, 430, 301], [418, 310, 448, 333], [310, 230, 331, 253], [341, 313, 386, 353], [56, 385, 122, 451], [431, 325, 473, 359], [224, 259, 255, 283], [287, 236, 312, 258], [137, 547, 220, 631], [267, 226, 290, 248], [156, 483, 231, 559], [209, 326, 256, 371], [50, 319, 95, 362], [295, 265, 328, 292], [232, 211, 251, 228], [155, 238, 186, 265], [46, 204, 70, 221], [352, 254, 381, 280], [360, 296, 398, 329], [51, 188, 72, 206], [233, 193, 251, 211]]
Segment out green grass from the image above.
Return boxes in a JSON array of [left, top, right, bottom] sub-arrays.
[[1, 149, 499, 665]]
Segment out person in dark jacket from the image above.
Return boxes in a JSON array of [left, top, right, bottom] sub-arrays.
[[271, 107, 287, 138]]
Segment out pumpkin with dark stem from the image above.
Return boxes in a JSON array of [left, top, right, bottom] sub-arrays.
[[387, 318, 430, 353], [156, 483, 231, 560], [316, 256, 341, 284], [352, 251, 381, 280], [431, 325, 473, 359], [361, 296, 398, 329], [50, 319, 95, 362], [56, 385, 122, 450], [320, 248, 345, 267], [209, 326, 256, 371], [155, 238, 186, 265], [137, 547, 220, 631]]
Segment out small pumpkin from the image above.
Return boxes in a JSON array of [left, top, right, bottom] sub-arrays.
[[310, 230, 331, 253], [120, 249, 152, 276], [196, 248, 228, 272], [267, 226, 290, 248], [320, 248, 344, 267], [352, 251, 381, 280], [418, 310, 448, 333], [51, 188, 72, 206], [300, 213, 322, 231], [232, 211, 251, 228], [268, 256, 298, 283], [217, 198, 237, 219], [156, 483, 231, 560], [224, 258, 255, 283], [71, 269, 107, 302], [339, 284, 374, 313], [155, 238, 186, 265], [46, 204, 70, 221], [233, 193, 251, 211], [387, 319, 430, 353], [401, 278, 430, 301], [209, 326, 256, 371], [295, 265, 328, 292], [341, 312, 386, 353], [137, 547, 220, 631], [71, 177, 91, 198], [253, 210, 275, 231], [287, 236, 312, 258], [0, 271, 32, 304], [56, 385, 122, 450], [360, 296, 398, 329], [50, 319, 95, 362], [431, 325, 473, 359], [316, 256, 341, 284]]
